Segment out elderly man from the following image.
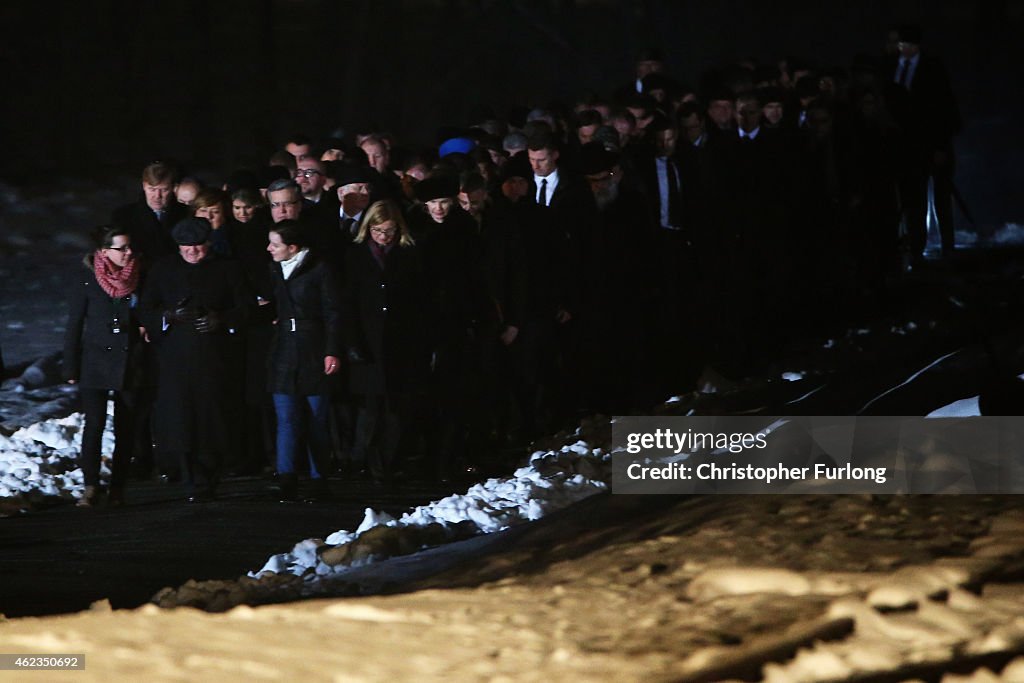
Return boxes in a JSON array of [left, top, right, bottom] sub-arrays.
[[140, 218, 252, 502], [266, 178, 304, 224]]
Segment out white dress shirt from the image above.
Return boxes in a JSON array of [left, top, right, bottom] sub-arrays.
[[534, 169, 560, 206]]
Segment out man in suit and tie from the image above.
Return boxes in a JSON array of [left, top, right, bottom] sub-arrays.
[[520, 131, 598, 428], [886, 23, 962, 261], [112, 161, 187, 266]]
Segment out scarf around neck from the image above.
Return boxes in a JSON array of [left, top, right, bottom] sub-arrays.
[[93, 250, 139, 298]]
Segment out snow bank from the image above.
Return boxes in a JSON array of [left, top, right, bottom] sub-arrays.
[[0, 411, 111, 500], [252, 438, 611, 580]]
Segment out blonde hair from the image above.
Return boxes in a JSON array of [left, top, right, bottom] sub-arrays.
[[355, 200, 415, 247]]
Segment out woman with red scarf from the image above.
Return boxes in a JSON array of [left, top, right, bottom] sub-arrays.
[[63, 226, 145, 507]]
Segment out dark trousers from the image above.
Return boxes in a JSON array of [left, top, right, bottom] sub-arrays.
[[79, 387, 135, 489], [353, 395, 401, 481], [902, 148, 956, 258]]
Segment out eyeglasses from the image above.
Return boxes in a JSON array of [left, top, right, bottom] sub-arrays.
[[295, 169, 322, 178], [106, 245, 133, 252], [370, 228, 397, 236]]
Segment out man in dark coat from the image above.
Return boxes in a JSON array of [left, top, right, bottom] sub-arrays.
[[883, 24, 962, 261], [110, 160, 186, 479], [521, 130, 600, 427], [139, 218, 253, 501], [458, 170, 529, 446], [578, 142, 662, 410], [111, 161, 187, 267]]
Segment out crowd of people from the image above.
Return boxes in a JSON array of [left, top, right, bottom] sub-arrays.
[[62, 25, 961, 505]]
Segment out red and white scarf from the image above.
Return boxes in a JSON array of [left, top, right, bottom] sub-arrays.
[[93, 251, 139, 299]]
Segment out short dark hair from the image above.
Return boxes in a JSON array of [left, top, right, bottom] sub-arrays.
[[269, 219, 306, 248], [526, 131, 557, 152], [459, 170, 487, 195], [576, 109, 603, 128], [677, 101, 704, 120], [84, 225, 132, 268]]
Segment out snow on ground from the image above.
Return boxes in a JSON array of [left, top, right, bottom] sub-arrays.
[[0, 409, 111, 504], [253, 438, 611, 580]]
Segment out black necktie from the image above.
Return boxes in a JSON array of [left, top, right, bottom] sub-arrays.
[[538, 178, 548, 207], [896, 59, 909, 88], [341, 216, 356, 235], [665, 159, 681, 228], [155, 210, 165, 223]]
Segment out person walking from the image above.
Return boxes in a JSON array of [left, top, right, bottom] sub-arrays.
[[63, 226, 145, 507], [266, 220, 341, 501]]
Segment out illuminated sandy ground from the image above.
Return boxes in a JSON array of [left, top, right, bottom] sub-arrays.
[[2, 493, 1024, 682]]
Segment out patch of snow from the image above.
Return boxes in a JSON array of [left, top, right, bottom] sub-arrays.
[[927, 396, 981, 418], [251, 440, 610, 580], [0, 410, 112, 500]]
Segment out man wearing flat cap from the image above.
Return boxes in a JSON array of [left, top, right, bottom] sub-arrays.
[[140, 217, 253, 502], [579, 142, 660, 411]]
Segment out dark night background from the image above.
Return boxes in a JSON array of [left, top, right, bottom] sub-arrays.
[[0, 0, 1021, 230]]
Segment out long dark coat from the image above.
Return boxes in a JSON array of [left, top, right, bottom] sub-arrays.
[[139, 254, 252, 453], [111, 199, 187, 267], [63, 268, 144, 390], [267, 251, 341, 396], [341, 241, 429, 398]]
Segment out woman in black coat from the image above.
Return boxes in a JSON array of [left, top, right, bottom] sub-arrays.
[[63, 226, 144, 507], [267, 220, 341, 501], [342, 200, 429, 487]]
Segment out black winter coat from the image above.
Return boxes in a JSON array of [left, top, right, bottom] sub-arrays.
[[111, 199, 187, 267], [138, 254, 252, 452], [341, 241, 429, 398], [63, 269, 144, 391], [267, 251, 341, 396]]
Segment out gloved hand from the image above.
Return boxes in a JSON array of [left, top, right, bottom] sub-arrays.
[[164, 297, 201, 324], [193, 310, 221, 334]]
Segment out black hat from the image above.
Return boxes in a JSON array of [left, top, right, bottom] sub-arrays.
[[896, 24, 922, 45], [333, 163, 375, 187], [637, 47, 664, 63], [415, 174, 459, 202], [258, 165, 291, 189], [500, 153, 532, 183], [579, 142, 619, 176], [171, 217, 212, 246], [758, 86, 786, 105], [224, 168, 259, 194], [641, 72, 676, 94], [647, 112, 675, 133]]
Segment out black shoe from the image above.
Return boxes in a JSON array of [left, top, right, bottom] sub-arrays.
[[107, 487, 125, 507], [273, 473, 298, 502], [303, 478, 332, 502]]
